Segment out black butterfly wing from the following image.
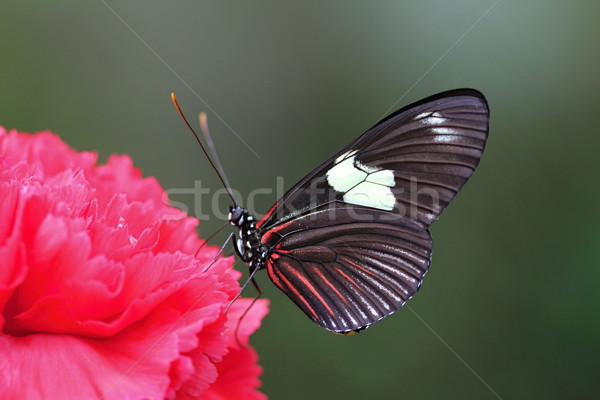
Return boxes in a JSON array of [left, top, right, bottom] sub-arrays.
[[263, 205, 432, 333], [257, 89, 489, 231], [257, 89, 489, 332]]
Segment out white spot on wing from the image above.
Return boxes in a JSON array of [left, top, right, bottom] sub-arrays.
[[366, 169, 395, 186], [327, 149, 396, 211], [326, 154, 367, 192], [344, 183, 395, 210], [355, 158, 379, 173], [432, 127, 454, 135], [417, 111, 448, 125], [433, 134, 461, 143], [334, 149, 357, 163]]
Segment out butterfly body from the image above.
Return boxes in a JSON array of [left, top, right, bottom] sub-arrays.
[[230, 207, 267, 269], [228, 89, 489, 334]]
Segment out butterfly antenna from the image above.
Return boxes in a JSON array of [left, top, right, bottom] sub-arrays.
[[171, 93, 238, 207], [198, 112, 235, 199], [195, 220, 229, 257]]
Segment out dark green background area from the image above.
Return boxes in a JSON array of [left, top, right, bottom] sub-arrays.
[[2, 2, 599, 399]]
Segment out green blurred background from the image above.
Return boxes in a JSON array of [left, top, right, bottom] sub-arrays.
[[2, 1, 599, 399]]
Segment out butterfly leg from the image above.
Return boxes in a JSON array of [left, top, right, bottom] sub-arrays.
[[202, 231, 235, 273], [233, 276, 263, 348], [225, 264, 261, 313], [194, 221, 229, 257]]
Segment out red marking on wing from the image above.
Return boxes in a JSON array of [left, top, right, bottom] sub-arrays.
[[339, 256, 378, 278], [260, 229, 275, 245], [266, 259, 321, 321], [256, 201, 280, 229], [270, 218, 296, 231], [309, 265, 349, 305], [261, 219, 297, 246], [284, 267, 335, 317], [267, 259, 284, 290], [334, 266, 366, 295], [261, 218, 297, 245]]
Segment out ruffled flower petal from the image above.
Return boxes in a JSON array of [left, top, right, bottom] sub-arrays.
[[0, 128, 268, 399]]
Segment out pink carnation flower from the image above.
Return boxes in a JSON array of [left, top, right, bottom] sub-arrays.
[[0, 127, 268, 399]]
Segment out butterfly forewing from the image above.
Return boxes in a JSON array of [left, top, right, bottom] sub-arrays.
[[256, 89, 489, 333], [257, 89, 488, 231]]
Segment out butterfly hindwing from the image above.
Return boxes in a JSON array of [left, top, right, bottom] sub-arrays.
[[263, 205, 432, 333]]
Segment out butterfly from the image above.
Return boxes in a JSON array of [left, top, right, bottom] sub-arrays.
[[174, 88, 489, 334]]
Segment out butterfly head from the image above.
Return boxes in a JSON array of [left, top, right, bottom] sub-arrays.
[[228, 206, 250, 227]]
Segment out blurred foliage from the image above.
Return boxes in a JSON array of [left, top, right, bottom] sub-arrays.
[[1, 1, 599, 399]]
